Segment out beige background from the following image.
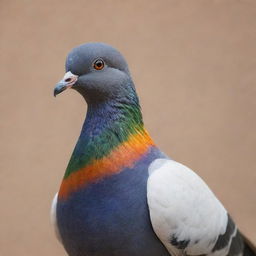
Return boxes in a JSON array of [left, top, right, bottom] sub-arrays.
[[0, 1, 255, 255]]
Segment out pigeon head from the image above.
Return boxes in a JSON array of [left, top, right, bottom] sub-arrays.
[[54, 43, 136, 104]]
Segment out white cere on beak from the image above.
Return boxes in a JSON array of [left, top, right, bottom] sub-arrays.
[[63, 71, 78, 86]]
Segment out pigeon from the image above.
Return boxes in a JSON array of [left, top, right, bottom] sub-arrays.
[[51, 42, 255, 256]]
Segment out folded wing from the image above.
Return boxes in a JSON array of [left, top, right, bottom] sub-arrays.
[[50, 193, 62, 243], [147, 159, 244, 256]]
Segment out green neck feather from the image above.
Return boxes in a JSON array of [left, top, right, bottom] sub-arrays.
[[63, 99, 144, 179]]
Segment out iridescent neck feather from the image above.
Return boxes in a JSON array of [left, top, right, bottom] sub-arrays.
[[58, 91, 154, 199]]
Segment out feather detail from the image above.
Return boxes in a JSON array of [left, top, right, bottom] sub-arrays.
[[147, 159, 229, 256], [50, 193, 62, 243], [58, 129, 154, 199]]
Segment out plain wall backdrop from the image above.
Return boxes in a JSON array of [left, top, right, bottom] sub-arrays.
[[0, 1, 255, 255]]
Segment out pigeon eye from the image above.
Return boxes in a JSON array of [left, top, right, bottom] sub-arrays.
[[93, 59, 104, 70]]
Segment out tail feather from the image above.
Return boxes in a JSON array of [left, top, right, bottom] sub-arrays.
[[243, 235, 256, 256]]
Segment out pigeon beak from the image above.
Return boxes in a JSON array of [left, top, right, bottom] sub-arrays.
[[54, 71, 78, 97]]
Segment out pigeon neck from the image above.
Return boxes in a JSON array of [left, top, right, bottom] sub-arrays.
[[58, 99, 155, 199]]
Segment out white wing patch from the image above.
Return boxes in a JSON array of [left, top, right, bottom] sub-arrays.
[[50, 193, 62, 243], [147, 159, 228, 256]]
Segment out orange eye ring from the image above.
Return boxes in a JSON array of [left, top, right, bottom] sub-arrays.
[[93, 59, 105, 70]]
